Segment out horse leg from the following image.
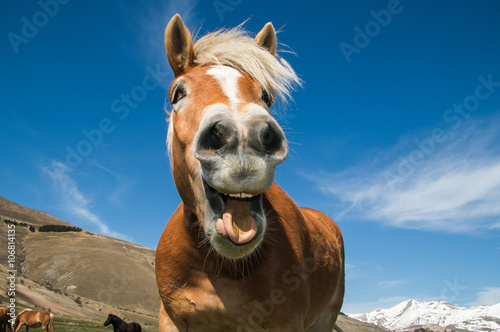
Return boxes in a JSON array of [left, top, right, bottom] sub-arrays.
[[48, 317, 54, 332], [13, 323, 23, 332], [305, 305, 335, 332], [306, 286, 345, 332], [306, 292, 345, 332], [159, 302, 186, 332]]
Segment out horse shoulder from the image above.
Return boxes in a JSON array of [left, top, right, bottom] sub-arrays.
[[265, 183, 343, 254], [299, 207, 345, 328], [300, 207, 343, 252], [265, 183, 344, 327]]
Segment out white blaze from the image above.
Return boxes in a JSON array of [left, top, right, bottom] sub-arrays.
[[207, 65, 242, 108]]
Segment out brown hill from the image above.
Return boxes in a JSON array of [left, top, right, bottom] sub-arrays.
[[0, 196, 70, 227], [337, 313, 390, 331], [0, 196, 158, 326], [0, 196, 386, 331]]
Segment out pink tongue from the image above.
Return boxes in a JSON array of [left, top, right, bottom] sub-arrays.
[[221, 199, 257, 244]]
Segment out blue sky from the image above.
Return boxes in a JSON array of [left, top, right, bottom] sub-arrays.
[[1, 0, 499, 314]]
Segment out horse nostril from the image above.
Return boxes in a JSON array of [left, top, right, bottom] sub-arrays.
[[260, 126, 275, 147], [210, 123, 225, 150], [197, 120, 235, 156], [258, 122, 283, 153]]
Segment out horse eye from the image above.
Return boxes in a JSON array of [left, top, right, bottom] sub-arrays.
[[171, 84, 186, 105], [261, 89, 273, 107]]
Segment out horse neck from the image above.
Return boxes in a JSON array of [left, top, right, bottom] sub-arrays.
[[180, 203, 216, 260], [171, 135, 197, 207], [110, 316, 125, 328]]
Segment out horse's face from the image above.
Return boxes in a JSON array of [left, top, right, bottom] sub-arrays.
[[165, 15, 287, 259], [104, 314, 113, 326]]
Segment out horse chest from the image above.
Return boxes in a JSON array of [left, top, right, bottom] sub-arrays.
[[168, 275, 307, 331], [170, 280, 246, 320]]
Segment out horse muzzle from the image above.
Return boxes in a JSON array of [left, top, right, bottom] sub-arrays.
[[193, 107, 287, 258]]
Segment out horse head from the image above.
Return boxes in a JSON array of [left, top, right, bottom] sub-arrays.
[[164, 14, 299, 260], [104, 314, 116, 327]]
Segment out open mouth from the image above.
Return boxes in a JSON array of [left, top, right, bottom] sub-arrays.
[[203, 180, 265, 246], [218, 194, 259, 244]]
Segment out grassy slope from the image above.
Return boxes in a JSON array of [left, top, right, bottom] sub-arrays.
[[0, 196, 71, 227]]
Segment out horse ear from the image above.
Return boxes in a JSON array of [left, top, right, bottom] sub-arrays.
[[165, 14, 194, 77], [254, 23, 277, 56]]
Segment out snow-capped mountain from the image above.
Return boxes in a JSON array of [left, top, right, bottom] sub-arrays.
[[348, 299, 500, 331]]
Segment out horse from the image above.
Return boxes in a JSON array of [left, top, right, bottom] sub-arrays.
[[0, 307, 11, 332], [104, 314, 141, 332], [12, 310, 53, 332], [155, 14, 345, 331]]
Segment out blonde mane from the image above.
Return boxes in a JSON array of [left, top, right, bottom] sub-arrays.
[[192, 25, 301, 101]]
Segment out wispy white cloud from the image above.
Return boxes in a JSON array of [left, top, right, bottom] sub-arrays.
[[42, 160, 132, 242], [124, 0, 200, 89], [345, 261, 383, 281], [305, 113, 500, 233], [468, 287, 500, 306], [345, 262, 356, 280], [379, 279, 409, 289], [87, 159, 138, 206]]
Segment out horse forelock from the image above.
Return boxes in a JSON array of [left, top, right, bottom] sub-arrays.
[[193, 25, 301, 102]]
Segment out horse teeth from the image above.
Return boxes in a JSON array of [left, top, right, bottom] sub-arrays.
[[227, 193, 255, 198]]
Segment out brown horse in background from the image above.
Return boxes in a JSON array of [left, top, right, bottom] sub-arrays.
[[155, 14, 345, 332], [13, 310, 54, 332]]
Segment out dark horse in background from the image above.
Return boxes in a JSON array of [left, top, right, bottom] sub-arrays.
[[104, 314, 141, 332]]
